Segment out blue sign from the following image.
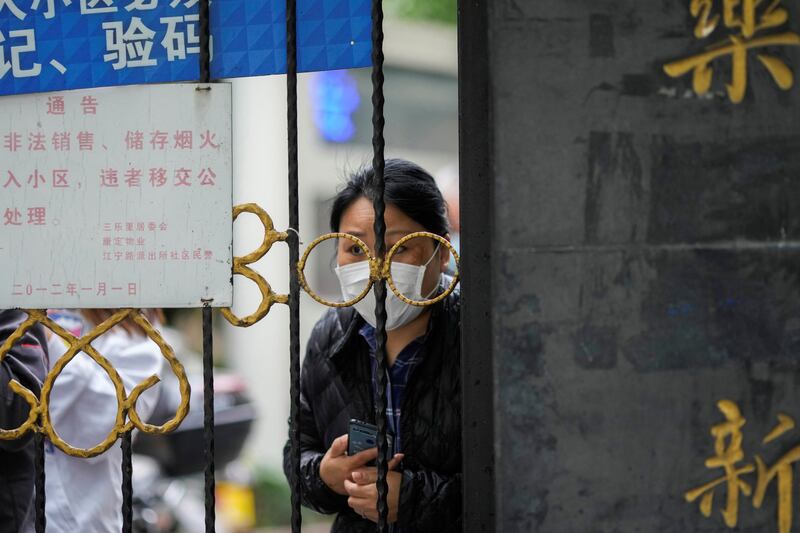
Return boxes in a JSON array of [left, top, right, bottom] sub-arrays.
[[0, 0, 372, 96]]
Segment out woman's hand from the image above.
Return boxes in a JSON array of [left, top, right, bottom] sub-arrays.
[[319, 435, 380, 495], [344, 455, 404, 523]]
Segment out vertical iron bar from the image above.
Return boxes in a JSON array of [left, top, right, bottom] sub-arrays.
[[34, 432, 46, 533], [121, 430, 133, 533], [199, 0, 215, 529], [286, 0, 303, 531], [370, 0, 388, 530], [199, 0, 211, 84], [203, 304, 216, 533]]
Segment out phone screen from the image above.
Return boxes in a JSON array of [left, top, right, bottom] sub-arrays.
[[347, 419, 395, 457]]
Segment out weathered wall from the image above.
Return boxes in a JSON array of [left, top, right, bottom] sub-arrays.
[[489, 1, 800, 531]]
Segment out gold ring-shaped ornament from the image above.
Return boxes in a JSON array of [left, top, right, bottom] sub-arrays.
[[0, 312, 42, 441], [385, 232, 460, 307], [297, 232, 379, 308], [222, 203, 290, 327]]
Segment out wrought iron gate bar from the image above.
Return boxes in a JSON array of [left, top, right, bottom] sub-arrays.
[[199, 0, 211, 85], [197, 4, 215, 532], [286, 0, 303, 531], [203, 304, 216, 533], [35, 431, 46, 533], [370, 0, 390, 529], [121, 430, 133, 533]]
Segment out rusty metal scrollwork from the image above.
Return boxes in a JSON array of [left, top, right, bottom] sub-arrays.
[[221, 203, 290, 327], [0, 309, 190, 458]]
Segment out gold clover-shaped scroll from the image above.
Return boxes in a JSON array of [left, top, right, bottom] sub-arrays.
[[297, 231, 460, 308], [221, 203, 290, 327], [0, 309, 190, 458]]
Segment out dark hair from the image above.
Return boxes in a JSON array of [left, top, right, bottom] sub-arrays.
[[81, 309, 165, 337], [330, 159, 450, 237]]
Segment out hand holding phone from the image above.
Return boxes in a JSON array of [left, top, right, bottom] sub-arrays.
[[319, 433, 378, 495], [320, 422, 401, 496]]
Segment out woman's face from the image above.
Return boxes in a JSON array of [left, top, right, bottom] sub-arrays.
[[337, 196, 450, 297]]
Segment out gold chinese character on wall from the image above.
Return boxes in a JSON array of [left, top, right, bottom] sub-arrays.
[[687, 400, 800, 533], [664, 0, 800, 103], [685, 400, 754, 527]]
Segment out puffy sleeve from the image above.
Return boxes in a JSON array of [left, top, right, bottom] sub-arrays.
[[282, 315, 348, 514], [0, 310, 48, 452]]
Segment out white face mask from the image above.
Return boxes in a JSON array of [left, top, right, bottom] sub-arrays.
[[335, 245, 440, 331]]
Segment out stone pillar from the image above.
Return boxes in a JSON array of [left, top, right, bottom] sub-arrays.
[[462, 1, 800, 531]]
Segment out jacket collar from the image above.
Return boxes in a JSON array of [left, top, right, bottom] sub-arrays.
[[328, 306, 361, 358]]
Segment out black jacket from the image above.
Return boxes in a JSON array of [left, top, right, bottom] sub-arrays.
[[0, 310, 48, 533], [283, 287, 462, 532]]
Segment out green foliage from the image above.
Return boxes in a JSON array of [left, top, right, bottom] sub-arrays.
[[391, 0, 457, 25], [252, 468, 331, 526], [253, 469, 292, 526]]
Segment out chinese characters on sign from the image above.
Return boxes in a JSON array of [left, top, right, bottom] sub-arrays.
[[663, 0, 800, 103], [0, 83, 232, 308], [0, 0, 372, 96], [0, 10, 199, 77], [686, 399, 800, 533]]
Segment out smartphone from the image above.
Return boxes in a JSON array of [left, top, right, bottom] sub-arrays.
[[347, 419, 394, 458]]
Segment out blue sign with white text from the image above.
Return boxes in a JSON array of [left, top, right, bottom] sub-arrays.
[[0, 0, 371, 96]]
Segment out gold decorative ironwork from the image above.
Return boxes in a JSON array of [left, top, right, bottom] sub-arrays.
[[297, 232, 377, 308], [221, 203, 290, 327], [0, 309, 190, 458], [386, 232, 460, 307], [0, 208, 461, 457], [297, 230, 460, 308], [223, 206, 460, 322]]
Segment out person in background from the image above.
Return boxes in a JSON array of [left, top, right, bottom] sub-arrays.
[[44, 309, 165, 533], [284, 159, 462, 532], [0, 310, 48, 533], [435, 163, 460, 274]]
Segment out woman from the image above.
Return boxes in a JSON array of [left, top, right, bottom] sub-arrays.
[[44, 309, 164, 533], [284, 159, 462, 531]]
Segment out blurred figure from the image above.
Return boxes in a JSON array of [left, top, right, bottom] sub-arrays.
[[0, 310, 48, 533], [436, 163, 460, 274], [44, 309, 165, 533]]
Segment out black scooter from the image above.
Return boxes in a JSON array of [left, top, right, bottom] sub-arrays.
[[132, 368, 256, 533]]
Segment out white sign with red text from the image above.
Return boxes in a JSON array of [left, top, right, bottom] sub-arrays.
[[0, 83, 233, 308]]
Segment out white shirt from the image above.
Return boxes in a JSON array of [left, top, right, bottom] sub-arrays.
[[44, 311, 164, 533]]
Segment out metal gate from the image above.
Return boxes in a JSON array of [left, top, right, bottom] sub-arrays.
[[0, 1, 467, 531]]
